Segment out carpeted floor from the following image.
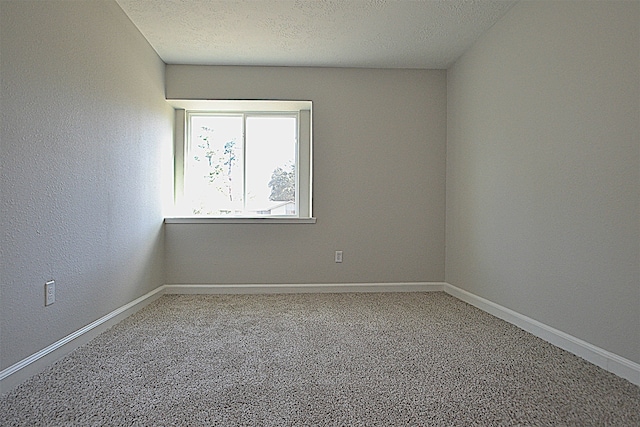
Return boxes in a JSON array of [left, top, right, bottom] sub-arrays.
[[1, 292, 639, 426]]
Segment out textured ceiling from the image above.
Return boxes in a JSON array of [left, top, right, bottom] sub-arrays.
[[116, 0, 517, 69]]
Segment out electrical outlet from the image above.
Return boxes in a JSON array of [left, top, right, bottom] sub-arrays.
[[45, 280, 55, 306], [335, 250, 343, 263]]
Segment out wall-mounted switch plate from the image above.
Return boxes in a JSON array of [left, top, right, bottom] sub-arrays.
[[45, 280, 55, 306], [335, 250, 343, 263]]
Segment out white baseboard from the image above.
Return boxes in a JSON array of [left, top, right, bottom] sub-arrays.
[[443, 283, 640, 386], [3, 281, 638, 394], [0, 286, 165, 394], [163, 282, 446, 294]]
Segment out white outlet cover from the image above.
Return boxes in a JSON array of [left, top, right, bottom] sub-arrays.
[[45, 280, 55, 306]]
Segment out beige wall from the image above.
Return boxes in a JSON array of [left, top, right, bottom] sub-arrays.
[[0, 1, 173, 369], [446, 0, 639, 363], [165, 66, 446, 285]]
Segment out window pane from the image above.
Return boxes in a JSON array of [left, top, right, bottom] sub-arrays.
[[187, 115, 244, 215], [245, 116, 297, 216]]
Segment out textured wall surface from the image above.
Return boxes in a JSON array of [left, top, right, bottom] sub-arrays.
[[0, 0, 173, 370], [165, 66, 446, 285], [446, 0, 640, 363]]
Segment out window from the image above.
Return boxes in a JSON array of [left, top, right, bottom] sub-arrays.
[[169, 100, 312, 221]]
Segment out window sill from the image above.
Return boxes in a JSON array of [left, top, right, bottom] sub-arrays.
[[164, 217, 317, 224]]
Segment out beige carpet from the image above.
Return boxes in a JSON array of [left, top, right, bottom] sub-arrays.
[[1, 292, 639, 426]]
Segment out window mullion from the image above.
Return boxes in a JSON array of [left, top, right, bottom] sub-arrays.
[[242, 113, 248, 214]]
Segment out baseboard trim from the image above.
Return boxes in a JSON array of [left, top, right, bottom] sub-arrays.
[[0, 286, 165, 394], [163, 282, 446, 294], [443, 283, 640, 386]]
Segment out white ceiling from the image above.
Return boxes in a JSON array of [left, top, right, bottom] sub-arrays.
[[116, 0, 517, 69]]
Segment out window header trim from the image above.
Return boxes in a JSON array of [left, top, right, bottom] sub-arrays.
[[167, 99, 311, 112]]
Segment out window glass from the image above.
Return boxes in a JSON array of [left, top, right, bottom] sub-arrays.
[[245, 115, 297, 215]]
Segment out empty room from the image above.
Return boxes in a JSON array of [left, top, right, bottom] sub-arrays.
[[1, 0, 638, 425]]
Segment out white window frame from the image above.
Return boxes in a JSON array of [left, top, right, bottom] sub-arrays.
[[166, 100, 314, 223]]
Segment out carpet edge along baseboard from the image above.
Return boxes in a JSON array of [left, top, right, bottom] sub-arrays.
[[2, 282, 638, 394]]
